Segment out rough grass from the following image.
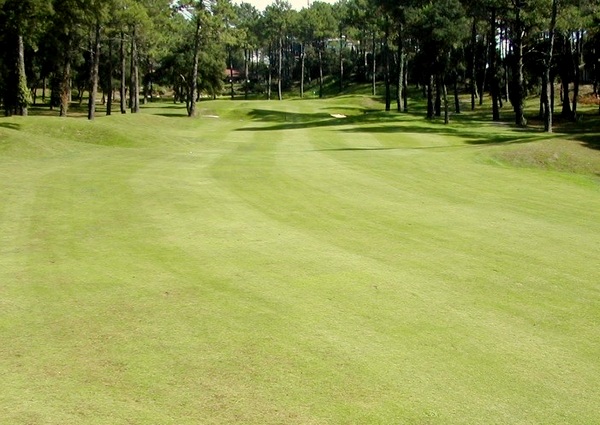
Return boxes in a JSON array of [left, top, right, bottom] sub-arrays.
[[490, 138, 600, 176], [1, 97, 599, 424]]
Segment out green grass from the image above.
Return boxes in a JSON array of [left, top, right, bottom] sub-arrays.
[[1, 96, 599, 424]]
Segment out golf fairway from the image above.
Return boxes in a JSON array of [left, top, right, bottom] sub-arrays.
[[1, 97, 599, 424]]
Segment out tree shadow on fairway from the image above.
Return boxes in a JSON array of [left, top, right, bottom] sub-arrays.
[[246, 108, 333, 123], [155, 112, 188, 118], [316, 146, 402, 152], [573, 134, 600, 150], [339, 123, 545, 146], [552, 114, 600, 151], [235, 103, 563, 148], [238, 108, 404, 132], [0, 122, 21, 130]]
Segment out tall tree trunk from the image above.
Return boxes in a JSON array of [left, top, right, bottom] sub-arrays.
[[427, 74, 434, 119], [130, 27, 140, 114], [278, 37, 283, 101], [512, 1, 527, 127], [16, 34, 29, 116], [339, 33, 344, 92], [244, 47, 249, 100], [229, 48, 234, 100], [188, 18, 200, 117], [543, 0, 558, 132], [88, 21, 101, 120], [148, 57, 154, 102], [396, 25, 404, 112], [550, 74, 555, 114], [470, 17, 479, 110], [454, 78, 460, 114], [572, 30, 582, 120], [443, 77, 449, 124], [435, 74, 441, 117], [268, 45, 272, 100], [479, 33, 488, 106], [490, 8, 500, 121], [384, 19, 391, 111], [318, 46, 323, 98], [372, 33, 376, 96], [402, 60, 408, 112], [60, 40, 72, 117], [502, 24, 510, 102], [560, 35, 572, 118], [300, 43, 305, 98], [120, 31, 127, 114], [107, 39, 113, 116], [32, 80, 37, 106], [363, 39, 369, 82]]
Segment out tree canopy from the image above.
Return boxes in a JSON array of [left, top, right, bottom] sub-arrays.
[[1, 0, 600, 129]]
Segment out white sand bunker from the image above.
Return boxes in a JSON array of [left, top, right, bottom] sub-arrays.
[[203, 115, 220, 118], [330, 113, 347, 119]]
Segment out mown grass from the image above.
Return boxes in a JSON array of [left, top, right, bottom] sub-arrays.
[[1, 95, 599, 424]]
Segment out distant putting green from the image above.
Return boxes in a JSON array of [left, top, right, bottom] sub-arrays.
[[1, 97, 599, 424]]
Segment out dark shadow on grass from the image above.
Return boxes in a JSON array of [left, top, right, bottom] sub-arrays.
[[572, 134, 600, 150], [234, 104, 553, 147], [316, 147, 400, 152], [313, 145, 468, 152], [550, 112, 600, 151], [0, 122, 21, 130], [247, 108, 333, 123], [156, 112, 188, 118], [339, 123, 543, 146], [238, 108, 407, 132]]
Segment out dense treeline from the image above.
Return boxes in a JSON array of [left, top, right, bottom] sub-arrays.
[[1, 0, 599, 129]]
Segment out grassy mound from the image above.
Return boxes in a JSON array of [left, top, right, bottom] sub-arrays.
[[1, 97, 599, 424]]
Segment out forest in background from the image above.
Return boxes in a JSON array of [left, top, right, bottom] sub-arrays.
[[1, 0, 599, 131]]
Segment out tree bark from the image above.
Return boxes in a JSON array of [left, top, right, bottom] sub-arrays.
[[443, 79, 449, 124], [402, 59, 408, 112], [277, 36, 282, 100], [60, 39, 72, 117], [543, 0, 557, 132], [490, 8, 500, 121], [107, 39, 113, 116], [372, 33, 376, 96], [512, 1, 527, 127], [427, 74, 434, 119], [88, 21, 101, 120], [188, 18, 200, 117], [396, 24, 404, 112], [17, 34, 29, 116], [470, 17, 479, 110], [120, 31, 127, 114], [572, 30, 582, 120], [318, 46, 323, 98], [479, 33, 487, 106], [339, 33, 344, 93], [384, 19, 391, 111], [229, 48, 234, 100], [454, 78, 460, 114], [435, 75, 441, 117], [130, 27, 140, 114], [268, 45, 272, 100], [300, 43, 305, 98]]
